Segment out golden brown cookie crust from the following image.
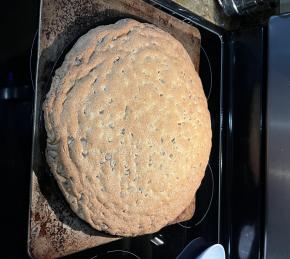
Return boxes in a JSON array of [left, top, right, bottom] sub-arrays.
[[43, 19, 211, 237]]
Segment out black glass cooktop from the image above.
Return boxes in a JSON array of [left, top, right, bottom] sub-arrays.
[[0, 1, 38, 258], [1, 0, 273, 258]]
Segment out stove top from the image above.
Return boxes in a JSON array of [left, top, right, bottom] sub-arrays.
[[2, 0, 290, 258]]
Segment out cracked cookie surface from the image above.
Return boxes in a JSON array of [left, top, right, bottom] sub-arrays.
[[43, 19, 212, 236]]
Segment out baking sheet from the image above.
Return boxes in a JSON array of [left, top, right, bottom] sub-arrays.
[[28, 0, 201, 258]]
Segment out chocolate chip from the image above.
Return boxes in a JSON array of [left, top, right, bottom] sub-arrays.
[[105, 153, 112, 160], [82, 151, 88, 158], [124, 105, 129, 120], [67, 136, 74, 146], [75, 57, 83, 66], [93, 78, 98, 85], [110, 160, 116, 169], [113, 56, 120, 63], [97, 37, 104, 45], [80, 137, 87, 145]]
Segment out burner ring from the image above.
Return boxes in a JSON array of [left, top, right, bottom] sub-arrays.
[[91, 249, 141, 259], [178, 163, 214, 229], [30, 30, 38, 92]]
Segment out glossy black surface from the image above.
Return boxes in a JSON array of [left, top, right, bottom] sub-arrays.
[[0, 99, 33, 259], [0, 1, 38, 88], [0, 1, 38, 258], [265, 13, 290, 259], [221, 27, 266, 258]]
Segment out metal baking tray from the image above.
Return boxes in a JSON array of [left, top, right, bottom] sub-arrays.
[[28, 0, 203, 258]]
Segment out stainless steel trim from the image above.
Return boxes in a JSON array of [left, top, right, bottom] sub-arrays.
[[265, 14, 290, 259]]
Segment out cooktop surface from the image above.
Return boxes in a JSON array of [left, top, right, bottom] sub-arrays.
[[0, 1, 38, 258]]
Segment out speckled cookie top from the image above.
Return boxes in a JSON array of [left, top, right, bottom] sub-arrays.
[[43, 18, 211, 236]]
